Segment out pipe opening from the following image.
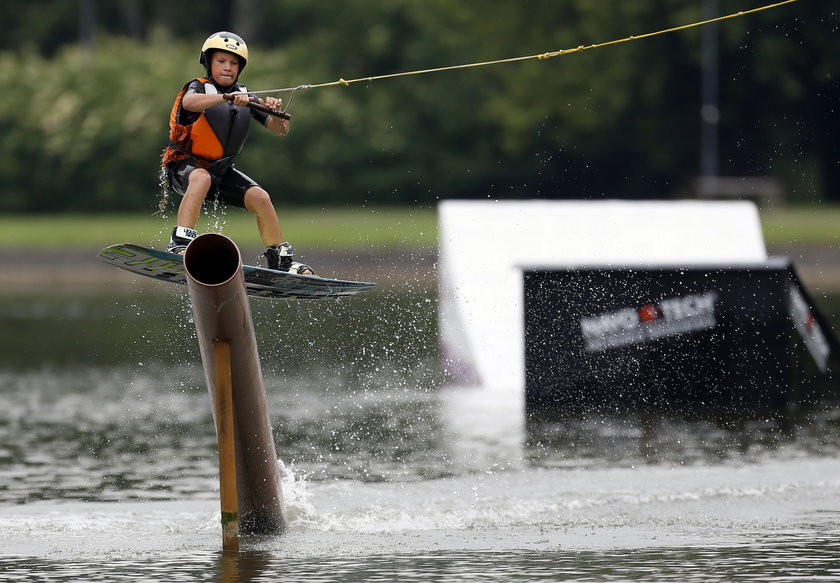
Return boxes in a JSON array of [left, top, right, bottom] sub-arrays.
[[184, 233, 241, 285]]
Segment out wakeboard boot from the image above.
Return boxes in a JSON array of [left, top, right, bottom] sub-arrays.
[[264, 242, 315, 275], [167, 225, 198, 254]]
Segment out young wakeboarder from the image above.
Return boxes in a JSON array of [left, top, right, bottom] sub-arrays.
[[160, 31, 313, 274]]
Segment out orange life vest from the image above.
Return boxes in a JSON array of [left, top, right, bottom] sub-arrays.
[[161, 78, 254, 168]]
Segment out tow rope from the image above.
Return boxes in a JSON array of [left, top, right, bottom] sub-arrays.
[[250, 0, 798, 115]]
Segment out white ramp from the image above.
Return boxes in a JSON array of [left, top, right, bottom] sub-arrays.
[[438, 200, 768, 390]]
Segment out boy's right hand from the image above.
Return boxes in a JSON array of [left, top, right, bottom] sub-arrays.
[[223, 92, 253, 107]]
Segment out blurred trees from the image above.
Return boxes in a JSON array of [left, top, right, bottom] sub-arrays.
[[1, 0, 836, 212]]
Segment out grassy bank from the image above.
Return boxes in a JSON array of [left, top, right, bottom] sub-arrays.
[[0, 207, 437, 250], [0, 204, 836, 250], [758, 206, 840, 247]]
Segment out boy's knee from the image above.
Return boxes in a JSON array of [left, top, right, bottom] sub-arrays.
[[246, 187, 274, 211], [188, 168, 212, 190]]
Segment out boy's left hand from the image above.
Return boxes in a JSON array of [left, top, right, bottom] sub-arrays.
[[263, 96, 283, 112]]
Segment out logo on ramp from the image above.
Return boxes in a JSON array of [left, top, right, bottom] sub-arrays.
[[580, 291, 719, 352]]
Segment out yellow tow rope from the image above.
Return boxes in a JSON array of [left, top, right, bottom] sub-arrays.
[[251, 0, 798, 101]]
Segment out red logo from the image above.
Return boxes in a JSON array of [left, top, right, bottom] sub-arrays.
[[638, 304, 659, 323]]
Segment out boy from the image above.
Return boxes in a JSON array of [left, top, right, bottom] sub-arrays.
[[161, 31, 312, 274]]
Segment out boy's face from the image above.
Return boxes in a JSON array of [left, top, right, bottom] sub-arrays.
[[210, 51, 241, 86]]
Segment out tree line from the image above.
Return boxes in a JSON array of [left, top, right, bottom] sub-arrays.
[[2, 0, 837, 213]]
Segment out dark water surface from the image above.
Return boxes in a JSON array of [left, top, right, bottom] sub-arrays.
[[1, 288, 839, 581]]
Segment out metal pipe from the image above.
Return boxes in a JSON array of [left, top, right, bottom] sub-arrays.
[[184, 233, 286, 535]]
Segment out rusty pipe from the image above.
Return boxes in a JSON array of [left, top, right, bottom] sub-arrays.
[[184, 233, 286, 535]]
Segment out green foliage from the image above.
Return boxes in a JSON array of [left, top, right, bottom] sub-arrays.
[[0, 1, 836, 212]]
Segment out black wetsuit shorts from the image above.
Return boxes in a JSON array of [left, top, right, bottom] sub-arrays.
[[167, 158, 260, 210]]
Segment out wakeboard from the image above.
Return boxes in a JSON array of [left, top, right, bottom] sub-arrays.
[[98, 243, 375, 300]]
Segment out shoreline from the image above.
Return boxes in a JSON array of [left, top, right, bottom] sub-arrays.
[[0, 247, 438, 292], [1, 244, 837, 295]]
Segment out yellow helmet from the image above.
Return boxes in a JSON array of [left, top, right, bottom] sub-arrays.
[[199, 32, 249, 74]]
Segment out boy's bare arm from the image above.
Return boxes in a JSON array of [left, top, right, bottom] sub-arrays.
[[262, 96, 290, 136], [182, 92, 251, 112]]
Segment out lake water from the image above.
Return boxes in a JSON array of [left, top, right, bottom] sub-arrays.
[[1, 285, 839, 581]]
